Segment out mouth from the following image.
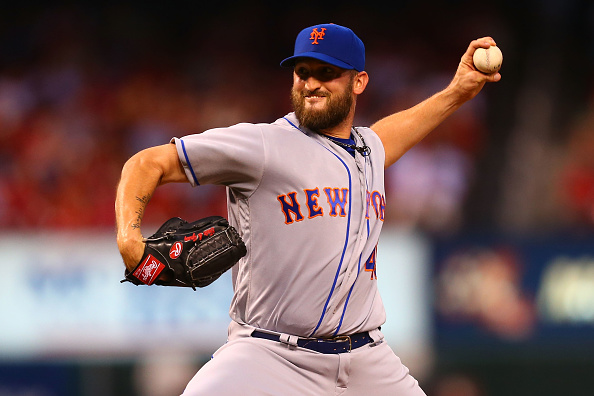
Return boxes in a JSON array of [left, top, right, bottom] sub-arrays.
[[302, 90, 329, 99], [303, 91, 329, 106]]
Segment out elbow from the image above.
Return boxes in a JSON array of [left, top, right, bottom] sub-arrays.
[[122, 144, 186, 185], [121, 148, 165, 183]]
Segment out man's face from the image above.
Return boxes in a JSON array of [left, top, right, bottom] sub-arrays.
[[291, 59, 355, 132]]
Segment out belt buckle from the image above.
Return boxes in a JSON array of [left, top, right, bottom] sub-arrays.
[[329, 335, 352, 353]]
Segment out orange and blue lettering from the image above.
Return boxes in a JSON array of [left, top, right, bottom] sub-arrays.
[[365, 247, 377, 280], [371, 191, 385, 221], [304, 188, 324, 219], [278, 192, 304, 224], [324, 187, 348, 217]]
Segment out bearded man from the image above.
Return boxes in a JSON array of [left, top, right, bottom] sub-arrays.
[[115, 23, 500, 396]]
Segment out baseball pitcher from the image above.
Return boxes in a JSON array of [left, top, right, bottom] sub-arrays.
[[115, 23, 500, 395]]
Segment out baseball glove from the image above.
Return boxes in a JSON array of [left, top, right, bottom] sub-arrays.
[[121, 216, 246, 290]]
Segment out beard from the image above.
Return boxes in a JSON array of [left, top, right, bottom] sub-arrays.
[[291, 79, 354, 131]]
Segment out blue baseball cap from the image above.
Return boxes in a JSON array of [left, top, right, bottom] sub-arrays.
[[281, 23, 365, 71]]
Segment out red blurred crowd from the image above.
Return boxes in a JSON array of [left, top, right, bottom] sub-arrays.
[[0, 5, 592, 234]]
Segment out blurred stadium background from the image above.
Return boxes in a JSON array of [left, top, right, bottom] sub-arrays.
[[1, 1, 593, 395]]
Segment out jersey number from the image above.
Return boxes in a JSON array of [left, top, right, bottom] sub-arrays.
[[365, 246, 377, 280]]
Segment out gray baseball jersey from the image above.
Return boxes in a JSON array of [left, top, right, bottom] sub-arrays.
[[175, 113, 426, 395], [173, 112, 387, 338]]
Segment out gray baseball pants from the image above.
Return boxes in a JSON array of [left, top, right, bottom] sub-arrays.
[[182, 321, 426, 396]]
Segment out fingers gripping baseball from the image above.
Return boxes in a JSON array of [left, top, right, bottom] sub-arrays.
[[466, 37, 502, 75], [449, 37, 501, 102]]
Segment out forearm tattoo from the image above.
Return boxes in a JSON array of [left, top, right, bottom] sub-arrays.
[[131, 194, 151, 229]]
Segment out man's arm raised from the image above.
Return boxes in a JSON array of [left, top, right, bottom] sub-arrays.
[[372, 37, 501, 168]]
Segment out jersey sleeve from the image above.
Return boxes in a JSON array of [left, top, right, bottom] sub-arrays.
[[172, 123, 265, 196]]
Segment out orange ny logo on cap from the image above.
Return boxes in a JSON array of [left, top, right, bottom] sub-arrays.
[[309, 28, 327, 45]]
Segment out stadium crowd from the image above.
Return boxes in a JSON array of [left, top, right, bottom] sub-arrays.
[[0, 4, 592, 234]]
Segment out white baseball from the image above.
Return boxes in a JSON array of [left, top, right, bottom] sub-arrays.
[[473, 45, 503, 74]]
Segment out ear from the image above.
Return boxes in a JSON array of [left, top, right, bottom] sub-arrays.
[[353, 71, 369, 95]]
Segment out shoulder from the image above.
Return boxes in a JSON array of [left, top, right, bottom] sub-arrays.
[[356, 126, 385, 153], [195, 115, 297, 137], [356, 125, 380, 141]]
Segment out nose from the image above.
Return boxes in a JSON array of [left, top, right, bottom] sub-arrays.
[[304, 76, 322, 91]]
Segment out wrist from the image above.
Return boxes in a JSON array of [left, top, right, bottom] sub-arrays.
[[117, 233, 145, 271]]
